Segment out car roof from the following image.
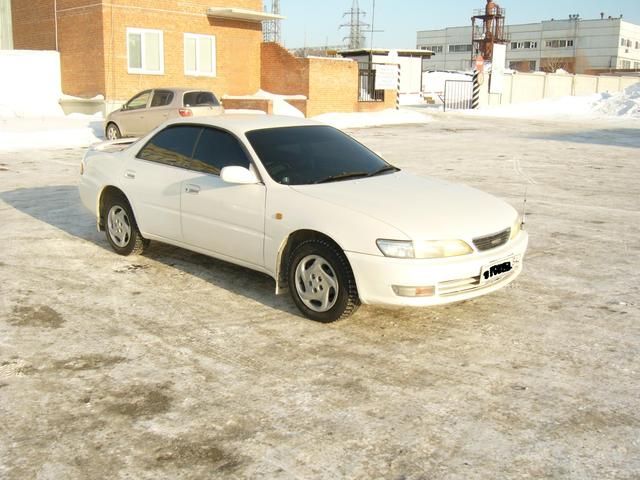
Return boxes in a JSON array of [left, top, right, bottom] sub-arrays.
[[153, 87, 216, 94], [162, 114, 323, 136]]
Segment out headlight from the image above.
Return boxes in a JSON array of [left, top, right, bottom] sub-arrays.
[[414, 239, 473, 258], [510, 216, 523, 240], [376, 239, 415, 258], [376, 239, 473, 259]]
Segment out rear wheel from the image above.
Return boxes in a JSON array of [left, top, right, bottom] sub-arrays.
[[105, 123, 121, 141], [287, 239, 360, 322], [104, 194, 147, 256]]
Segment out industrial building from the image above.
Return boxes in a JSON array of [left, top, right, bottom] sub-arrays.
[[417, 15, 640, 74]]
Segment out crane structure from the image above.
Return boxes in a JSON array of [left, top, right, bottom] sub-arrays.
[[340, 0, 369, 49], [471, 0, 509, 64], [263, 0, 282, 43]]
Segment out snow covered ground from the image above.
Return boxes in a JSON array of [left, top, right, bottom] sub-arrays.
[[1, 116, 639, 479]]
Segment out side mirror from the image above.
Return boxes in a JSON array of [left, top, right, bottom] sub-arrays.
[[220, 166, 259, 185]]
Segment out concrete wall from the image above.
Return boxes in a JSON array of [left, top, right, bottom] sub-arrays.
[[0, 0, 13, 49], [0, 50, 63, 116], [483, 71, 640, 106]]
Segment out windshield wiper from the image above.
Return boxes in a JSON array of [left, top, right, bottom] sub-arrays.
[[368, 165, 400, 177], [314, 171, 370, 184]]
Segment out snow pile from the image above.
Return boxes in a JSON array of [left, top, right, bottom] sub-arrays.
[[461, 82, 640, 120], [593, 83, 640, 118], [313, 109, 432, 129], [223, 90, 305, 118], [0, 113, 103, 152], [464, 94, 603, 119], [0, 51, 65, 117], [422, 71, 472, 95], [399, 93, 425, 105]]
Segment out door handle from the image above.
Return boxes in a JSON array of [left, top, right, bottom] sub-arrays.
[[124, 170, 136, 179], [185, 184, 201, 194]]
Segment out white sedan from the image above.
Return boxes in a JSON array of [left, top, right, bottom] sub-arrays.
[[79, 115, 528, 322]]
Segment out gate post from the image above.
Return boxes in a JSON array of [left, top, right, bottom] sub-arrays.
[[472, 70, 480, 109], [396, 63, 401, 110]]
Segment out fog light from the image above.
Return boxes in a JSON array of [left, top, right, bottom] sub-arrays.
[[392, 285, 435, 297]]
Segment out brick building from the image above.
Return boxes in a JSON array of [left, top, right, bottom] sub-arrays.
[[10, 0, 279, 107]]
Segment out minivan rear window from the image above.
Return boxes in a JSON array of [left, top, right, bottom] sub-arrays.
[[183, 91, 220, 107]]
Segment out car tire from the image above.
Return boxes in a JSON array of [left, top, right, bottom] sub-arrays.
[[104, 193, 148, 256], [105, 123, 121, 141], [287, 239, 360, 322]]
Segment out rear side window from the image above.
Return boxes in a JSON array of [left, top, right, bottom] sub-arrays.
[[190, 128, 249, 175], [137, 125, 202, 168], [183, 91, 220, 107], [150, 90, 174, 107]]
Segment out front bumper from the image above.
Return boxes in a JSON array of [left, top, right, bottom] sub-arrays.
[[345, 231, 529, 306]]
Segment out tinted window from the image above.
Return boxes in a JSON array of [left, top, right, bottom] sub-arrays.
[[137, 125, 202, 168], [151, 90, 174, 107], [191, 128, 250, 175], [183, 91, 220, 107], [246, 126, 391, 185], [126, 91, 150, 110]]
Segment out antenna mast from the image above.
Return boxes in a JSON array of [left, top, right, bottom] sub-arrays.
[[263, 0, 282, 43]]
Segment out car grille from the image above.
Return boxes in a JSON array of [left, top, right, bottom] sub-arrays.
[[473, 228, 511, 252], [438, 269, 517, 297]]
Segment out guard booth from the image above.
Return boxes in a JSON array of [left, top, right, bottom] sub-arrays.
[[339, 48, 434, 98]]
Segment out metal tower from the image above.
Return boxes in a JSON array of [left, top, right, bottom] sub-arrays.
[[471, 0, 509, 63], [263, 0, 281, 43], [340, 0, 369, 49]]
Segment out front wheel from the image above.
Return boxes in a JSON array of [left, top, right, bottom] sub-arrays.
[[287, 239, 360, 322], [104, 194, 148, 256]]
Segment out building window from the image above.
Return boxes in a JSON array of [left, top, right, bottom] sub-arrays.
[[621, 60, 631, 69], [636, 41, 640, 49], [184, 34, 217, 77], [545, 39, 573, 48], [621, 38, 625, 47], [448, 44, 472, 53], [511, 41, 538, 50], [421, 45, 443, 53], [635, 62, 640, 69], [627, 39, 632, 48], [127, 28, 164, 75]]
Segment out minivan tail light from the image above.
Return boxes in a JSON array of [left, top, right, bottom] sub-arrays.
[[178, 108, 193, 117]]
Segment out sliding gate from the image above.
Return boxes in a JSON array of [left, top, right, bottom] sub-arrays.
[[444, 80, 473, 111]]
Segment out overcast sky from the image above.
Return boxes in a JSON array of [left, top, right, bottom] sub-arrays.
[[277, 0, 640, 49]]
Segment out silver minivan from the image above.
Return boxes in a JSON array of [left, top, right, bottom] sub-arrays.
[[105, 88, 224, 140]]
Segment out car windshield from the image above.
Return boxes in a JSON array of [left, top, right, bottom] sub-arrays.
[[246, 126, 398, 185], [183, 91, 220, 107]]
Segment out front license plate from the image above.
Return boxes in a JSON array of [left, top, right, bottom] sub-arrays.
[[480, 258, 514, 285]]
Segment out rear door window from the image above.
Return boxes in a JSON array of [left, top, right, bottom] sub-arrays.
[[189, 127, 249, 175], [150, 90, 174, 107], [183, 91, 220, 107], [137, 125, 202, 169]]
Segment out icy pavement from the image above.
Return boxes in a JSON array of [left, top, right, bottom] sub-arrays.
[[0, 116, 639, 479]]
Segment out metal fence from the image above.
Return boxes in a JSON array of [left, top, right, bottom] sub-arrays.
[[444, 80, 473, 111], [358, 63, 385, 102]]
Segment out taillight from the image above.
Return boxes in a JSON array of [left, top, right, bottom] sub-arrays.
[[178, 108, 193, 117]]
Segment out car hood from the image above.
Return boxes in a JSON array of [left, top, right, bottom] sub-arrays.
[[290, 171, 518, 240]]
